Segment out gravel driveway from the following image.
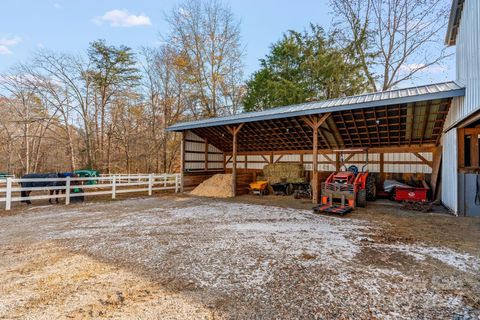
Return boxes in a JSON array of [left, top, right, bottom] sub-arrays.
[[0, 195, 479, 319]]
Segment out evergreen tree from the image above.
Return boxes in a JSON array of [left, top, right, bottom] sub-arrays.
[[243, 25, 369, 111]]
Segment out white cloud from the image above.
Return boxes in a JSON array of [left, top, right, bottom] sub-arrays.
[[0, 36, 22, 55], [400, 63, 448, 74], [0, 36, 22, 47], [54, 3, 61, 9], [94, 9, 152, 27], [0, 45, 12, 55]]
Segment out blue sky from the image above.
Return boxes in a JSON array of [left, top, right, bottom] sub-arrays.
[[0, 0, 455, 86]]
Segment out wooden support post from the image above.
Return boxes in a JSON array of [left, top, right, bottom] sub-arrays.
[[228, 123, 244, 196], [471, 132, 479, 168], [312, 122, 319, 204], [65, 176, 71, 205], [301, 113, 330, 204], [180, 131, 185, 192], [379, 153, 385, 184], [232, 131, 238, 195], [430, 146, 442, 200], [204, 138, 209, 171], [458, 128, 465, 168]]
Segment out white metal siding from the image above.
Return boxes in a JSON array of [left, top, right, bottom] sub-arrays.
[[448, 0, 480, 126], [442, 130, 458, 214], [226, 152, 432, 174], [184, 130, 224, 171], [441, 0, 479, 213], [185, 131, 203, 142]]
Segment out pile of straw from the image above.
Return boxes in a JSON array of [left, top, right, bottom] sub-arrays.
[[262, 163, 305, 184], [190, 174, 233, 198]]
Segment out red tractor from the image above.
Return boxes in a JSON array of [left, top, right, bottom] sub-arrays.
[[314, 149, 376, 215]]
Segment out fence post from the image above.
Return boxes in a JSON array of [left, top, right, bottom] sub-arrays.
[[65, 176, 71, 205], [112, 175, 116, 199], [163, 175, 167, 188], [175, 174, 179, 193], [148, 174, 153, 196], [5, 177, 12, 211]]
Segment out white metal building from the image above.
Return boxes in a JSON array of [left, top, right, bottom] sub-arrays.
[[442, 0, 480, 215]]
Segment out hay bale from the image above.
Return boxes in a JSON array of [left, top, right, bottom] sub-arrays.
[[190, 174, 233, 198], [263, 163, 305, 184]]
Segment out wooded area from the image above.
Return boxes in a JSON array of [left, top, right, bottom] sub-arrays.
[[0, 0, 450, 176]]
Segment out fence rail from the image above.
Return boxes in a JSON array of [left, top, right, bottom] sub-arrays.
[[0, 173, 181, 210]]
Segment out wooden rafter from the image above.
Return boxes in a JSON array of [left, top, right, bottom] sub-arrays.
[[384, 108, 391, 145], [292, 117, 313, 144], [349, 109, 363, 147], [398, 105, 402, 146], [185, 99, 451, 154], [325, 118, 341, 148], [413, 152, 433, 167], [336, 112, 354, 146], [372, 108, 381, 145], [360, 108, 371, 146], [420, 101, 432, 146], [408, 103, 416, 146]]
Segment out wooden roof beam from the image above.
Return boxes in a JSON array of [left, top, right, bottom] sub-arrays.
[[420, 101, 432, 146]]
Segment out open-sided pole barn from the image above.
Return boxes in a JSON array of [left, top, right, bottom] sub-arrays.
[[168, 82, 465, 204]]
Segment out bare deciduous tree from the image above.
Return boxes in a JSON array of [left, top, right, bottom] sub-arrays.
[[0, 73, 55, 173], [32, 51, 96, 168], [140, 45, 188, 173], [166, 0, 244, 117], [0, 0, 246, 175], [331, 0, 451, 91]]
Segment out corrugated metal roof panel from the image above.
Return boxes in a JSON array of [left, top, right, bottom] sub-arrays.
[[168, 81, 465, 131]]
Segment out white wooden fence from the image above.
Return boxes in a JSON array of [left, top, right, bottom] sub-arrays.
[[0, 173, 181, 211]]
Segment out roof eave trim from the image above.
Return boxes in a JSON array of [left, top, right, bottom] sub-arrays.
[[167, 87, 465, 132], [445, 0, 463, 46]]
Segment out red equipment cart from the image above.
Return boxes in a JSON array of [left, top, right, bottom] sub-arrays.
[[393, 181, 429, 202]]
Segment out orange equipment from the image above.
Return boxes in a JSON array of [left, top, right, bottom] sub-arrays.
[[320, 170, 369, 209], [249, 180, 269, 196], [314, 148, 376, 215]]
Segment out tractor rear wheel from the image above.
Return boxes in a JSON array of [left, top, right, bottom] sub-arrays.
[[366, 175, 377, 201], [286, 183, 293, 195], [357, 189, 367, 207], [267, 185, 274, 195]]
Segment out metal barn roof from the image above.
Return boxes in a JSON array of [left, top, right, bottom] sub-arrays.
[[168, 81, 465, 131]]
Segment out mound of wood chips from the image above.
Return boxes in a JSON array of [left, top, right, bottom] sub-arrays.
[[190, 174, 233, 198]]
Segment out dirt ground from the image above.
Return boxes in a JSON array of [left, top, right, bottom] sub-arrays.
[[0, 194, 479, 319]]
